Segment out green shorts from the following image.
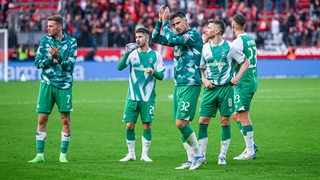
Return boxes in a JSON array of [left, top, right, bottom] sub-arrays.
[[234, 88, 254, 112], [36, 82, 73, 114], [199, 84, 234, 117], [123, 100, 155, 123], [173, 85, 201, 121]]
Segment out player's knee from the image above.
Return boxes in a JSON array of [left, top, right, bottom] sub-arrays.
[[61, 118, 70, 127], [220, 117, 230, 126], [231, 113, 238, 121], [38, 114, 48, 126], [175, 119, 188, 128], [199, 116, 210, 124], [60, 114, 71, 126], [142, 122, 152, 129], [126, 122, 135, 129]]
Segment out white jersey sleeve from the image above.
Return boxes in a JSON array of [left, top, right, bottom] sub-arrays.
[[154, 51, 165, 72], [230, 39, 246, 64], [127, 49, 139, 65], [200, 42, 210, 69]]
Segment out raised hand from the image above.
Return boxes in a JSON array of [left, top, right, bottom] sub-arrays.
[[159, 5, 165, 22], [49, 46, 60, 62], [124, 43, 138, 54], [163, 7, 171, 21]]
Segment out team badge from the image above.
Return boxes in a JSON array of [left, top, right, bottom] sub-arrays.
[[183, 34, 190, 41]]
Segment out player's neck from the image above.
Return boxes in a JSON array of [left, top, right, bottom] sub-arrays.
[[139, 45, 149, 52], [235, 30, 245, 37], [210, 36, 223, 46], [53, 32, 63, 40], [183, 25, 191, 33]]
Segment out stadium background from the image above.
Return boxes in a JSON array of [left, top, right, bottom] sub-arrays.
[[1, 0, 320, 81], [0, 1, 320, 179]]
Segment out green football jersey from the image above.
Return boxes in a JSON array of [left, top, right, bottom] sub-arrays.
[[200, 40, 245, 85], [35, 32, 77, 89], [152, 20, 202, 86], [232, 33, 258, 93], [120, 48, 165, 102]]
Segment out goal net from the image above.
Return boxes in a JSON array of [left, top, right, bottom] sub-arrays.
[[0, 29, 8, 82]]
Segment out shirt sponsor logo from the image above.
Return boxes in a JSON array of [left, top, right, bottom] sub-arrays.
[[133, 65, 148, 71]]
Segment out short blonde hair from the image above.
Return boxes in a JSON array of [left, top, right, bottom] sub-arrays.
[[47, 15, 63, 26], [208, 19, 226, 36]]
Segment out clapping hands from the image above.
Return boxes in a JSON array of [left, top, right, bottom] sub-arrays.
[[49, 46, 60, 62], [159, 5, 171, 22]]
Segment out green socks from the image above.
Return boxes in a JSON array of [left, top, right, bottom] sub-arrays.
[[221, 125, 231, 141], [198, 124, 208, 140], [126, 128, 135, 140]]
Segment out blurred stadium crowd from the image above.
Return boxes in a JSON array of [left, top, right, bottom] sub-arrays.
[[2, 0, 320, 51]]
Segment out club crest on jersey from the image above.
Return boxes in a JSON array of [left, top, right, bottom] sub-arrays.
[[183, 34, 190, 41], [61, 44, 68, 51], [221, 50, 226, 57], [149, 57, 153, 63]]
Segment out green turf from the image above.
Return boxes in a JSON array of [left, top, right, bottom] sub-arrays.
[[0, 78, 320, 179]]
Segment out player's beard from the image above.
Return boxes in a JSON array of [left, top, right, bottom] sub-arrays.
[[206, 31, 215, 40], [49, 32, 57, 39], [48, 29, 60, 39], [139, 42, 146, 48], [207, 34, 215, 40]]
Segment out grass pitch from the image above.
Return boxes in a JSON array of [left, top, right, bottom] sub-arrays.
[[0, 78, 320, 179]]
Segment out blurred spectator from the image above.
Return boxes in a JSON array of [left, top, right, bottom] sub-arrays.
[[282, 17, 291, 46], [250, 4, 260, 31], [289, 0, 296, 12], [72, 0, 85, 18], [288, 26, 297, 47], [8, 27, 18, 48], [18, 44, 29, 61], [237, 1, 250, 15], [275, 0, 282, 13], [108, 24, 119, 47], [9, 49, 18, 61], [228, 1, 238, 17], [115, 25, 131, 47], [316, 26, 320, 46], [304, 20, 317, 46], [256, 18, 270, 49], [18, 6, 28, 32], [287, 11, 296, 28], [28, 45, 38, 61], [72, 13, 83, 39], [311, 0, 320, 20], [299, 10, 307, 22], [266, 0, 273, 12], [270, 14, 281, 42], [84, 47, 96, 61], [215, 0, 225, 9], [1, 0, 8, 25], [295, 20, 305, 46], [6, 0, 320, 49], [64, 13, 74, 35]]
